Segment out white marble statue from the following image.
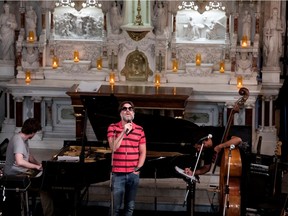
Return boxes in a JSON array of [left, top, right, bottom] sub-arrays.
[[0, 3, 17, 61], [187, 17, 200, 40], [110, 1, 123, 34], [21, 47, 39, 69], [153, 1, 166, 36], [242, 10, 251, 40], [236, 52, 252, 75], [25, 6, 37, 39], [206, 20, 217, 40], [264, 7, 284, 67]]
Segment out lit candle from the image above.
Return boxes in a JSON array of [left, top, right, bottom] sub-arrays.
[[109, 71, 115, 85], [154, 72, 161, 87], [219, 60, 225, 73], [196, 53, 201, 66], [241, 35, 248, 47], [110, 83, 114, 92], [74, 50, 79, 62], [172, 59, 178, 72], [52, 56, 58, 69], [173, 87, 177, 95], [97, 56, 102, 70], [237, 75, 243, 88], [25, 70, 31, 84], [28, 31, 34, 42]]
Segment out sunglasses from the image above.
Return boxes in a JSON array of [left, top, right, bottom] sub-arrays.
[[121, 106, 133, 111]]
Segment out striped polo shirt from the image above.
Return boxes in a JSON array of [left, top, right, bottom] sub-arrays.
[[107, 121, 146, 173]]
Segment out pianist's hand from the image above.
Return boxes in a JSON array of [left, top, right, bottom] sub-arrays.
[[184, 168, 192, 176], [36, 164, 43, 171]]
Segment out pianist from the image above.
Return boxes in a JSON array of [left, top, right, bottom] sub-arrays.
[[107, 101, 146, 216], [3, 118, 54, 216]]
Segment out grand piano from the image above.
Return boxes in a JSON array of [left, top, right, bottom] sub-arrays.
[[41, 84, 200, 215]]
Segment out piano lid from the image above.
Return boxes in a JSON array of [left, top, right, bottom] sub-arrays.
[[68, 84, 198, 153]]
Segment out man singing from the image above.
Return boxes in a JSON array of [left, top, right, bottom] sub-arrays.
[[107, 101, 146, 216]]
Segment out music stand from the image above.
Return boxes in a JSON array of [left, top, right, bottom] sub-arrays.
[[176, 142, 204, 216]]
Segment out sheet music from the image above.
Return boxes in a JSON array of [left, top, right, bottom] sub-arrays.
[[77, 81, 101, 92], [175, 166, 198, 182], [57, 156, 80, 162]]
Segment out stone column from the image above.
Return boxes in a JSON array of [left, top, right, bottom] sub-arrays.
[[44, 98, 53, 131], [50, 12, 54, 34], [245, 105, 253, 126], [31, 96, 42, 124], [42, 11, 46, 29], [234, 13, 238, 34], [14, 96, 24, 127]]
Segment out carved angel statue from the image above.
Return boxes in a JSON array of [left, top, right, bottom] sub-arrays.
[[25, 6, 37, 38], [242, 10, 252, 40], [152, 1, 167, 36], [0, 3, 17, 60], [263, 7, 284, 67], [110, 1, 123, 34]]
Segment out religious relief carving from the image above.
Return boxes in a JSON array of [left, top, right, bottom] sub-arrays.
[[178, 10, 226, 41], [54, 10, 103, 39], [62, 60, 91, 73], [235, 52, 253, 77], [21, 46, 39, 70], [121, 49, 153, 81]]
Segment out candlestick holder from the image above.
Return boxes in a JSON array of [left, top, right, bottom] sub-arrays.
[[154, 72, 161, 87], [237, 75, 243, 88], [28, 31, 35, 43], [196, 53, 201, 66], [109, 71, 115, 85], [25, 71, 31, 84], [52, 56, 59, 69], [172, 59, 178, 72], [97, 56, 102, 70], [219, 60, 225, 73], [74, 50, 80, 62]]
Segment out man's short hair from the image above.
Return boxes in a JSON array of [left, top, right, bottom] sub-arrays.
[[21, 118, 42, 135]]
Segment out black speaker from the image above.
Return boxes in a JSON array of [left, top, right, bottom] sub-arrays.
[[246, 170, 273, 209]]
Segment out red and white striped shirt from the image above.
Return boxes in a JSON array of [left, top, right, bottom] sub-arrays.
[[107, 121, 146, 173]]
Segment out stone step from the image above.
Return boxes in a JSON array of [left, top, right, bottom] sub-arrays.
[[88, 177, 219, 212]]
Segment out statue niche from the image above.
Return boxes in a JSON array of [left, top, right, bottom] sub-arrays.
[[121, 50, 153, 81]]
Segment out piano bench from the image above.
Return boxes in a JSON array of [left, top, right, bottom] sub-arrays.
[[0, 175, 31, 216]]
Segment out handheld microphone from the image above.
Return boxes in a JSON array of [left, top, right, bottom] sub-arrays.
[[125, 120, 132, 135], [230, 144, 235, 150], [197, 134, 213, 144]]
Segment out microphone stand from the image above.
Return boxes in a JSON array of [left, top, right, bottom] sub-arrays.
[[223, 146, 233, 216], [183, 142, 204, 216], [110, 130, 116, 216]]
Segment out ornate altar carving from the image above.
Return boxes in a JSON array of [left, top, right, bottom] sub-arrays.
[[121, 49, 153, 81]]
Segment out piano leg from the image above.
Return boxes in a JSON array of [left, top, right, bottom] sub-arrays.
[[154, 167, 158, 215]]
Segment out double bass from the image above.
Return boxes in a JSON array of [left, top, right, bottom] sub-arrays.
[[214, 87, 249, 216]]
